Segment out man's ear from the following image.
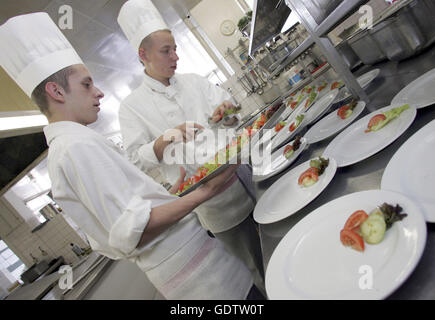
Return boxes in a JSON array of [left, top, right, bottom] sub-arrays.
[[138, 47, 149, 65], [45, 82, 66, 103]]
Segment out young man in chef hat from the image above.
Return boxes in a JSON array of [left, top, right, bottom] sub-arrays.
[[117, 0, 265, 295], [0, 12, 264, 300]]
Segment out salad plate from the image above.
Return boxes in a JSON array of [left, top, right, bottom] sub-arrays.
[[323, 105, 416, 167], [381, 119, 435, 222], [253, 158, 337, 224], [304, 100, 366, 144], [304, 89, 339, 126], [252, 137, 308, 182], [265, 190, 427, 299], [271, 110, 307, 150], [391, 67, 435, 109]]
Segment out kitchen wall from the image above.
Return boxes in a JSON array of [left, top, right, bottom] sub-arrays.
[[0, 190, 88, 268]]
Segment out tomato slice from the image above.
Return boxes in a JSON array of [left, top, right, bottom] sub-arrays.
[[365, 114, 386, 132], [275, 123, 284, 132], [305, 98, 311, 109], [343, 210, 369, 230], [289, 122, 296, 132], [337, 105, 350, 119], [330, 81, 340, 90], [340, 229, 365, 252], [298, 167, 319, 185], [283, 145, 293, 155], [290, 101, 298, 109]]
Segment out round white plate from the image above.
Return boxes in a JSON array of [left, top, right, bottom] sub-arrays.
[[271, 110, 307, 150], [333, 69, 380, 104], [254, 158, 337, 224], [252, 137, 308, 182], [391, 68, 435, 109], [358, 68, 380, 89], [323, 105, 416, 167], [381, 119, 435, 222], [266, 190, 427, 300], [304, 100, 366, 144], [304, 89, 339, 126]]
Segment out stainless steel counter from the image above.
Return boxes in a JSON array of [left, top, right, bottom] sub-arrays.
[[256, 43, 435, 299]]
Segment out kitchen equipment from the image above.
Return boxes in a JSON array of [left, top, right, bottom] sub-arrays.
[[21, 260, 50, 285], [348, 29, 387, 65], [299, 0, 345, 25], [335, 40, 361, 69], [407, 0, 435, 48], [369, 6, 426, 61]]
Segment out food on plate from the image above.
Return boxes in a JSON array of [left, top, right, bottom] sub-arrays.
[[289, 114, 304, 132], [340, 229, 365, 252], [317, 81, 328, 93], [298, 157, 329, 188], [304, 92, 317, 109], [330, 81, 343, 90], [177, 162, 221, 195], [275, 121, 287, 132], [283, 136, 302, 159], [337, 99, 357, 120], [287, 94, 304, 109], [365, 104, 410, 133], [223, 106, 241, 117], [340, 202, 407, 251]]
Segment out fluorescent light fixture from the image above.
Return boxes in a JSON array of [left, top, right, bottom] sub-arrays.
[[0, 114, 48, 131]]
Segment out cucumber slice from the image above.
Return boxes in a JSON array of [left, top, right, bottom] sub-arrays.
[[301, 177, 317, 188], [360, 213, 386, 244]]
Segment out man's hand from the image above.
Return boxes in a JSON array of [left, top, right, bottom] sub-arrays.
[[195, 164, 239, 200], [210, 100, 234, 123], [169, 166, 186, 194], [154, 122, 204, 161]]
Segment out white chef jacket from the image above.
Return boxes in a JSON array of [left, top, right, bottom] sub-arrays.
[[43, 121, 252, 299], [119, 72, 254, 233]]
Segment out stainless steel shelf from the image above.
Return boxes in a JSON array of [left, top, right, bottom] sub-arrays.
[[285, 0, 370, 103], [314, 0, 370, 37], [267, 36, 315, 80]]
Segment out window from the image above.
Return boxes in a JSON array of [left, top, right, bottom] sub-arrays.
[[171, 19, 231, 85], [0, 240, 25, 284]]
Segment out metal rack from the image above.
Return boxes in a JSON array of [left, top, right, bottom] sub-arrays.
[[283, 0, 371, 103]]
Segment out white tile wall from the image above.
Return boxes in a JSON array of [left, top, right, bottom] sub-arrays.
[[2, 213, 88, 268]]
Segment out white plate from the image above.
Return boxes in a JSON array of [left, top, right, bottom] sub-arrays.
[[304, 89, 339, 125], [271, 109, 307, 150], [381, 119, 435, 222], [323, 105, 416, 167], [254, 158, 337, 224], [358, 68, 380, 89], [304, 100, 366, 144], [391, 68, 435, 109], [252, 137, 308, 182], [266, 190, 427, 300], [333, 69, 380, 104]]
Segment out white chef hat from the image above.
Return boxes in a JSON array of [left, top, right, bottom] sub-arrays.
[[117, 0, 169, 53], [0, 12, 83, 97]]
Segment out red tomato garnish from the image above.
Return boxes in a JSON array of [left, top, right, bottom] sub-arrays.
[[298, 167, 319, 185], [343, 210, 369, 230], [283, 145, 293, 155], [365, 114, 386, 132], [306, 87, 312, 94], [275, 123, 285, 132], [290, 101, 298, 109], [337, 105, 350, 119], [289, 122, 296, 132], [340, 229, 365, 252], [331, 81, 340, 90], [305, 99, 311, 109]]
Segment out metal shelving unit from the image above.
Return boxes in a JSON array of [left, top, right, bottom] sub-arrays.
[[284, 0, 371, 103]]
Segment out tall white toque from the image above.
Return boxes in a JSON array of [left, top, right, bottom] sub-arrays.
[[117, 0, 169, 53], [0, 12, 83, 97]]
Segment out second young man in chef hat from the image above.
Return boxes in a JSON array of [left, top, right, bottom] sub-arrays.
[[117, 0, 265, 295], [0, 12, 264, 300]]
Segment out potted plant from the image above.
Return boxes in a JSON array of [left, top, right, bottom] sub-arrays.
[[238, 11, 252, 37]]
